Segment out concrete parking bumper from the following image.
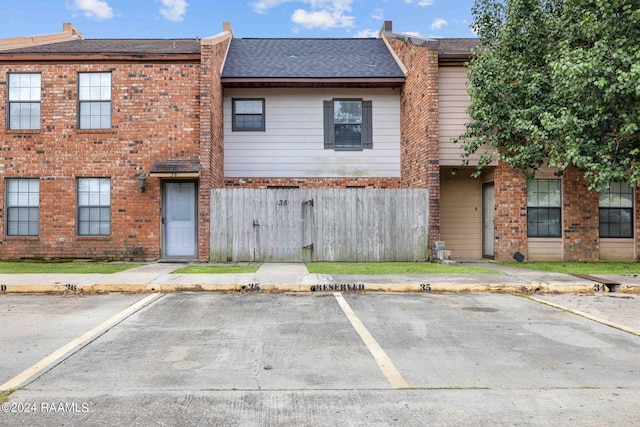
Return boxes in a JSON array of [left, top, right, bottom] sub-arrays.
[[1, 261, 639, 294]]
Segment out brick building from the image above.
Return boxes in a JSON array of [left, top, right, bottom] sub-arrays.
[[0, 22, 637, 262]]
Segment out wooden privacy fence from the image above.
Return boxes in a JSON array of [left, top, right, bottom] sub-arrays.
[[210, 188, 430, 262]]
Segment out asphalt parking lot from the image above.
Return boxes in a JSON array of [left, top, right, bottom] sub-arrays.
[[1, 292, 639, 426]]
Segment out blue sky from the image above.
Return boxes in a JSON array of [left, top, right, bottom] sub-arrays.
[[1, 0, 477, 40]]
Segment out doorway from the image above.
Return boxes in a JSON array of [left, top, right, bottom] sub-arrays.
[[163, 181, 197, 259], [482, 182, 495, 259]]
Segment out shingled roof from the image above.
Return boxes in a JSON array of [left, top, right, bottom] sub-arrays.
[[0, 39, 201, 55], [438, 38, 480, 62], [221, 38, 405, 80]]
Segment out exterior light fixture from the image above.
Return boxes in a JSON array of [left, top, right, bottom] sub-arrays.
[[451, 168, 461, 176], [137, 172, 147, 193]]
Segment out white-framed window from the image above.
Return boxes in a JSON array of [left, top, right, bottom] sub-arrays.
[[527, 179, 561, 237], [8, 73, 41, 130], [232, 99, 265, 131], [78, 72, 111, 129], [599, 182, 633, 238], [323, 98, 372, 150], [6, 178, 39, 236], [77, 178, 111, 236]]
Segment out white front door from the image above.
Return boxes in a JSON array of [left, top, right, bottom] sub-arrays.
[[164, 182, 197, 258], [482, 183, 495, 258]]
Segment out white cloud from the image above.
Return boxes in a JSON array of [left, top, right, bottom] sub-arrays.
[[67, 0, 114, 20], [251, 0, 294, 14], [430, 18, 448, 30], [403, 31, 423, 38], [354, 29, 379, 38], [159, 0, 188, 21], [252, 0, 355, 29], [371, 8, 384, 20], [292, 8, 353, 29]]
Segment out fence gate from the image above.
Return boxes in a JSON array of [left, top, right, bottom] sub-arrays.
[[210, 188, 429, 262]]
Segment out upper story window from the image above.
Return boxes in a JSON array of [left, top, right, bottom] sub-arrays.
[[323, 99, 372, 150], [599, 182, 633, 238], [6, 178, 40, 236], [8, 73, 41, 130], [232, 99, 265, 131], [527, 179, 561, 238], [77, 178, 111, 236], [78, 72, 111, 130]]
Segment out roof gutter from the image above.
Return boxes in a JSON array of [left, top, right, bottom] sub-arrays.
[[221, 77, 406, 88]]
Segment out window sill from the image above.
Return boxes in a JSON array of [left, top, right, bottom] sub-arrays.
[[600, 237, 634, 240], [334, 147, 364, 152], [75, 129, 113, 134], [527, 237, 562, 240], [5, 129, 41, 134], [3, 235, 39, 240]]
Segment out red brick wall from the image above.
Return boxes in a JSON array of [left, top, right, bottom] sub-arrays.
[[0, 61, 201, 260], [384, 36, 441, 242], [562, 166, 599, 262], [199, 36, 230, 261], [493, 164, 609, 262], [493, 163, 528, 261]]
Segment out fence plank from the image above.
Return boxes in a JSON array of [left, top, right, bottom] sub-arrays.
[[210, 188, 429, 262]]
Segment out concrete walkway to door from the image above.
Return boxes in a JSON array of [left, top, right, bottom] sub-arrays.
[[255, 263, 311, 284]]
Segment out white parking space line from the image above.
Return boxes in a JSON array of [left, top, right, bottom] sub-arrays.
[[529, 296, 640, 336], [333, 292, 409, 389], [1, 293, 163, 391]]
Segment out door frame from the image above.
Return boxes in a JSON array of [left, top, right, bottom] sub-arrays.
[[161, 180, 198, 260], [482, 182, 495, 259]]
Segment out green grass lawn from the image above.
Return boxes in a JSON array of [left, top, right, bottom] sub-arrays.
[[305, 262, 497, 274], [500, 262, 640, 274], [172, 264, 261, 274], [0, 262, 140, 274]]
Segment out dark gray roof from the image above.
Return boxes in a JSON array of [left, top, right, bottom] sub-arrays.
[[0, 39, 201, 55], [221, 38, 405, 79], [438, 38, 480, 60]]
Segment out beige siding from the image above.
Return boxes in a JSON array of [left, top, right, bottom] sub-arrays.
[[224, 88, 401, 178], [438, 66, 495, 166], [440, 170, 483, 258], [527, 238, 563, 261], [600, 239, 635, 261]]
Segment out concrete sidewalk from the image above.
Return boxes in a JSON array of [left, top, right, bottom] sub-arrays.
[[1, 261, 639, 294]]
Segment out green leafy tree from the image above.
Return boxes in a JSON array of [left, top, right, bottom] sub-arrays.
[[458, 0, 640, 190]]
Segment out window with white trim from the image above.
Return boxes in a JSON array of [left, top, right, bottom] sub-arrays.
[[8, 73, 41, 130], [599, 182, 633, 238], [78, 72, 111, 129], [527, 179, 561, 237], [77, 178, 111, 236], [6, 178, 39, 236]]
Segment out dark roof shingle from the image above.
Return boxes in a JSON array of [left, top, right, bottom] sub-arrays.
[[437, 38, 480, 60], [221, 38, 405, 79], [0, 39, 201, 55]]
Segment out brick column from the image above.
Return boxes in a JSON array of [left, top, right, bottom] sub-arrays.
[[493, 163, 528, 261], [384, 35, 441, 243], [562, 166, 599, 262], [199, 31, 231, 262]]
